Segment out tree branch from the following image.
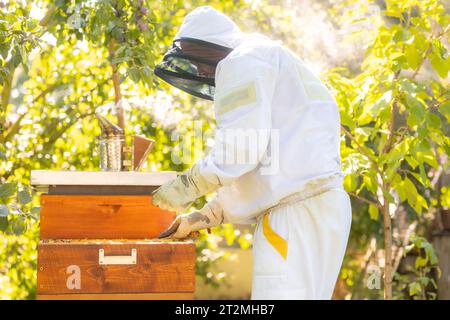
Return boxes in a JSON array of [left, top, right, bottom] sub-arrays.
[[411, 24, 450, 80], [39, 4, 56, 27], [42, 110, 97, 151], [349, 192, 382, 209], [1, 83, 64, 143], [1, 113, 26, 143]]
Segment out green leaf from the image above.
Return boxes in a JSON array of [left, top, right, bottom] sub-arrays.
[[393, 29, 408, 42], [423, 242, 439, 265], [0, 182, 17, 199], [415, 256, 428, 268], [12, 217, 26, 235], [406, 94, 426, 117], [368, 204, 379, 220], [405, 243, 415, 254], [422, 153, 439, 169], [405, 94, 426, 129], [344, 173, 358, 192], [396, 182, 406, 202], [17, 190, 32, 205], [0, 216, 8, 232], [407, 113, 421, 128], [430, 53, 450, 78], [420, 277, 430, 286], [409, 282, 422, 296], [439, 101, 450, 122], [0, 44, 9, 60], [417, 125, 427, 138], [31, 206, 41, 216], [419, 164, 428, 187], [411, 33, 428, 52], [369, 91, 391, 118], [340, 113, 355, 131], [0, 144, 6, 160], [427, 112, 441, 129], [381, 188, 396, 204], [363, 174, 377, 193], [403, 178, 418, 208], [428, 292, 437, 300], [383, 10, 402, 19], [405, 156, 419, 169], [19, 45, 27, 65], [416, 139, 431, 152], [414, 195, 428, 213], [0, 204, 9, 217], [128, 67, 140, 82], [430, 252, 438, 266], [405, 45, 421, 70]]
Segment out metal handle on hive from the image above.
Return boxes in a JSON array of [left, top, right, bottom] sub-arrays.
[[98, 248, 137, 265]]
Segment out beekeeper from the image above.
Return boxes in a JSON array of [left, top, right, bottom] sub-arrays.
[[152, 6, 352, 300]]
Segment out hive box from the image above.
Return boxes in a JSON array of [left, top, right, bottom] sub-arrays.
[[31, 170, 195, 300], [37, 239, 195, 299], [39, 195, 174, 239]]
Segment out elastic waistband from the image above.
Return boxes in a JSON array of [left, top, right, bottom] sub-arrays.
[[266, 173, 344, 214]]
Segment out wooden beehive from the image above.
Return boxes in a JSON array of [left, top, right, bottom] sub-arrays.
[[39, 195, 175, 239], [31, 170, 195, 300]]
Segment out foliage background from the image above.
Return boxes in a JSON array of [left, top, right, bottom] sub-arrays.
[[0, 0, 449, 299]]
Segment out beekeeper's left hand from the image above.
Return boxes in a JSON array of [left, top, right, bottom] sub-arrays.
[[158, 199, 225, 239]]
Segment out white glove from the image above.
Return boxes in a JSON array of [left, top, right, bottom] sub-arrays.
[[152, 163, 220, 212], [158, 198, 226, 239]]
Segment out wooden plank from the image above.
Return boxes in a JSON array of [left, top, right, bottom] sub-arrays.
[[37, 241, 196, 295], [37, 292, 193, 300], [30, 170, 177, 187], [40, 195, 175, 239], [47, 185, 158, 195], [133, 135, 154, 170]]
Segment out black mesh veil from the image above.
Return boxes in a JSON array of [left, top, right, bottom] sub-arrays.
[[154, 38, 232, 100]]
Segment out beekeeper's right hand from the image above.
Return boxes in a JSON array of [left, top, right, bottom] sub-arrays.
[[152, 163, 219, 212]]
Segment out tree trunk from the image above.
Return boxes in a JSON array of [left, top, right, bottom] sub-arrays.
[[1, 67, 15, 139], [383, 199, 393, 299], [108, 40, 125, 132], [381, 77, 399, 300], [1, 67, 14, 109]]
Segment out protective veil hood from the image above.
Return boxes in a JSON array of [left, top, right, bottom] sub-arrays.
[[174, 6, 244, 49], [154, 6, 244, 100]]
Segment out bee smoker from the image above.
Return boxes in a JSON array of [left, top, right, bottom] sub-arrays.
[[95, 113, 154, 171]]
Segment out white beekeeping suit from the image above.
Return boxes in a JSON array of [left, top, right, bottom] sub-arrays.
[[153, 6, 352, 300]]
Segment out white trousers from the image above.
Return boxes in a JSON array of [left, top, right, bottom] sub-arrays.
[[251, 188, 352, 300]]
